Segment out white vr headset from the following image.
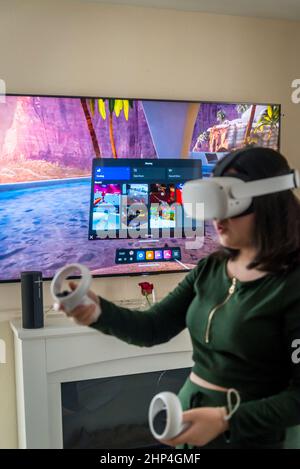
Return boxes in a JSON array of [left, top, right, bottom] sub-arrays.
[[182, 169, 300, 221]]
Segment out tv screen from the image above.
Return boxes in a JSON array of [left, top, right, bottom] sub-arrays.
[[0, 96, 280, 281]]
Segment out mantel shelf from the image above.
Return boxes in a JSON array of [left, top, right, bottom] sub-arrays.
[[5, 297, 151, 330]]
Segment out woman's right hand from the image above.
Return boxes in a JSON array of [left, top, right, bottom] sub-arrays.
[[59, 281, 101, 326]]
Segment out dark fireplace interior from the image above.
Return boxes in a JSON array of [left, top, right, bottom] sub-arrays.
[[61, 367, 190, 449]]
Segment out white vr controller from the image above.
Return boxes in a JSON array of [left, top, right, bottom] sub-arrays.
[[148, 392, 189, 441], [182, 170, 300, 220], [50, 263, 100, 322]]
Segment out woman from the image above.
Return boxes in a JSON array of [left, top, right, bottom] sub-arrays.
[[64, 147, 300, 449]]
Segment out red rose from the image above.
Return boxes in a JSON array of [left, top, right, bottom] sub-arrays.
[[138, 282, 154, 296]]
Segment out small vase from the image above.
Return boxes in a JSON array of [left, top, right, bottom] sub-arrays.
[[140, 291, 156, 310]]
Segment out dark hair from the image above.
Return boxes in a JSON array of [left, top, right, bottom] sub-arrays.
[[211, 146, 300, 275]]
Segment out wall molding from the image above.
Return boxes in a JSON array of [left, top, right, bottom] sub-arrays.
[[0, 298, 157, 324]]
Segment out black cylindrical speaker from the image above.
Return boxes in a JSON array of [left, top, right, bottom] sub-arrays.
[[21, 271, 44, 329]]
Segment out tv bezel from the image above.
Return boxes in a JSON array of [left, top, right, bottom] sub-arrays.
[[0, 93, 281, 283]]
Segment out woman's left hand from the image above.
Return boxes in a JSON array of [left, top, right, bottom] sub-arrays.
[[161, 406, 229, 448]]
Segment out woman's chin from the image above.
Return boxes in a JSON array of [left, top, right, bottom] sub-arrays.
[[218, 234, 235, 249], [217, 232, 229, 242]]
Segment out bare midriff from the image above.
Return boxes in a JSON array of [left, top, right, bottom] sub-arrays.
[[189, 371, 229, 392]]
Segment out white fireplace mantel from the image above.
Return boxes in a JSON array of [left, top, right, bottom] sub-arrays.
[[10, 313, 193, 449]]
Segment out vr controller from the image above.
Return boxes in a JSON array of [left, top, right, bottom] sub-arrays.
[[148, 392, 189, 441], [50, 263, 100, 322]]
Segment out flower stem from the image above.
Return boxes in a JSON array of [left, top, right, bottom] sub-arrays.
[[146, 294, 151, 307]]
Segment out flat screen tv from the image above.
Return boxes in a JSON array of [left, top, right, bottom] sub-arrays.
[[0, 95, 280, 282]]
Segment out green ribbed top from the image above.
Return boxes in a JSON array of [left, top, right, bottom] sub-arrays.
[[91, 254, 300, 438]]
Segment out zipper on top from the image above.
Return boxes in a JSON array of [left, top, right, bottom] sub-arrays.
[[205, 277, 237, 344]]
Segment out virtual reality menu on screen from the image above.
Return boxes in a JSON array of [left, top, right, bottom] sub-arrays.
[[88, 158, 202, 240]]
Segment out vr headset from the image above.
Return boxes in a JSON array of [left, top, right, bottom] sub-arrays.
[[182, 149, 300, 221]]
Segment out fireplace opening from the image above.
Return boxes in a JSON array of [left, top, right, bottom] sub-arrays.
[[61, 367, 190, 449]]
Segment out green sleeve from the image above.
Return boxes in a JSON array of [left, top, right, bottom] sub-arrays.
[[90, 258, 207, 347], [229, 298, 300, 440]]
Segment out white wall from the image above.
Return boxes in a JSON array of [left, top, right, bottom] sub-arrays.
[[0, 0, 299, 448]]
